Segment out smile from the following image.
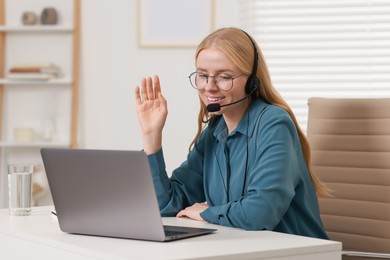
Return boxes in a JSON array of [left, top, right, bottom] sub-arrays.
[[207, 96, 225, 103]]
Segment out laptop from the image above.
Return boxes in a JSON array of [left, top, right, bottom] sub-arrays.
[[41, 148, 216, 242]]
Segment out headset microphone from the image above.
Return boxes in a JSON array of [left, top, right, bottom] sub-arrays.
[[206, 86, 257, 112]]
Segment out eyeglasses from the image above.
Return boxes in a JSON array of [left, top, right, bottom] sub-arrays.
[[188, 71, 244, 91]]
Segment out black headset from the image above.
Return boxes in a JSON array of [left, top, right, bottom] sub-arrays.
[[241, 30, 260, 95], [205, 30, 260, 113]]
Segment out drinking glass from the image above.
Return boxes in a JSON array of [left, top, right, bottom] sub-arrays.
[[8, 164, 33, 216]]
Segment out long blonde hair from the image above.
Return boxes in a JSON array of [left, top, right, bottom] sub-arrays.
[[189, 27, 328, 197]]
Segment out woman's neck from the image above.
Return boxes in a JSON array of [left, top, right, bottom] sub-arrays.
[[223, 101, 250, 135]]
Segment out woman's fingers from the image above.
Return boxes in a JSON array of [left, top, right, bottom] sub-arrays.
[[136, 75, 163, 104], [153, 75, 161, 97], [140, 77, 147, 102], [154, 75, 167, 104], [135, 86, 142, 105], [146, 76, 154, 100], [176, 203, 207, 222]]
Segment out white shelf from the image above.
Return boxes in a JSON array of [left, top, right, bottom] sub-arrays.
[[0, 141, 70, 148], [0, 78, 72, 85], [0, 25, 73, 32]]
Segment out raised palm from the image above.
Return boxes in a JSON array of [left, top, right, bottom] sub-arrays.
[[135, 75, 168, 135]]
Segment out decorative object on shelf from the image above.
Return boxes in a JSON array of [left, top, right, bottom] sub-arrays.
[[8, 63, 62, 81], [14, 127, 36, 142], [40, 7, 58, 25], [32, 183, 44, 200], [31, 163, 51, 206], [41, 118, 56, 141], [21, 11, 38, 25]]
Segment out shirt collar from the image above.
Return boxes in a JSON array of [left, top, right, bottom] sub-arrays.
[[210, 99, 269, 142]]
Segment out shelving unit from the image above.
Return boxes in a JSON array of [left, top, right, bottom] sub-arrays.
[[0, 0, 80, 207]]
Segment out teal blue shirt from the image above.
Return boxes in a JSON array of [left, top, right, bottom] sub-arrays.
[[147, 99, 328, 239]]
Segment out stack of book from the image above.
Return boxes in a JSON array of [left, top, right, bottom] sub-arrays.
[[8, 63, 62, 80]]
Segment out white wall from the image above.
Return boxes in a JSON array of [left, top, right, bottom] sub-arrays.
[[79, 0, 239, 172]]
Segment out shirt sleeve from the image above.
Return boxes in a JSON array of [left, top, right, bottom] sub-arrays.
[[200, 109, 301, 230], [147, 147, 206, 216]]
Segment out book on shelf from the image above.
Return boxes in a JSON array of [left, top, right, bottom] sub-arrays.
[[7, 63, 62, 80], [10, 67, 60, 74]]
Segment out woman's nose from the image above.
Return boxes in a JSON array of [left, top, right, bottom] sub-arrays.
[[204, 76, 219, 91]]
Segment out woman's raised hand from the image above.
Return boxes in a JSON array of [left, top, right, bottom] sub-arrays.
[[135, 75, 167, 154]]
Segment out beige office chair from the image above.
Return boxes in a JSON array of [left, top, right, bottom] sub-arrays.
[[306, 97, 390, 260]]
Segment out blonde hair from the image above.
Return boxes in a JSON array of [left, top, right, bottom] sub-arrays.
[[189, 27, 329, 197]]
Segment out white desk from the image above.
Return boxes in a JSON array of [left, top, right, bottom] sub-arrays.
[[0, 206, 341, 260]]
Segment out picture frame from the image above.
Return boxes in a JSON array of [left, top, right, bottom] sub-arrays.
[[137, 0, 215, 48]]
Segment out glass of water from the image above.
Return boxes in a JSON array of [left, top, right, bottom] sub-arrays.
[[8, 164, 33, 216]]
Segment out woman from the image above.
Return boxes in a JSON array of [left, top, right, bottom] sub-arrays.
[[135, 27, 328, 239]]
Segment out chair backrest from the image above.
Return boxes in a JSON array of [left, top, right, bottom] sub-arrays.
[[306, 97, 390, 254]]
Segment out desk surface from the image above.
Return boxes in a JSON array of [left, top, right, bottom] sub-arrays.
[[0, 206, 341, 260]]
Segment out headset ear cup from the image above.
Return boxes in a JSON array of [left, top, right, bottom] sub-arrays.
[[241, 29, 259, 95], [245, 75, 259, 95]]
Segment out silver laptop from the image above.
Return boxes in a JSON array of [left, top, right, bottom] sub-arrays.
[[41, 148, 216, 242]]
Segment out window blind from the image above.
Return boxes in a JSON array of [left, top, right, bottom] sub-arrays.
[[238, 0, 390, 130]]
